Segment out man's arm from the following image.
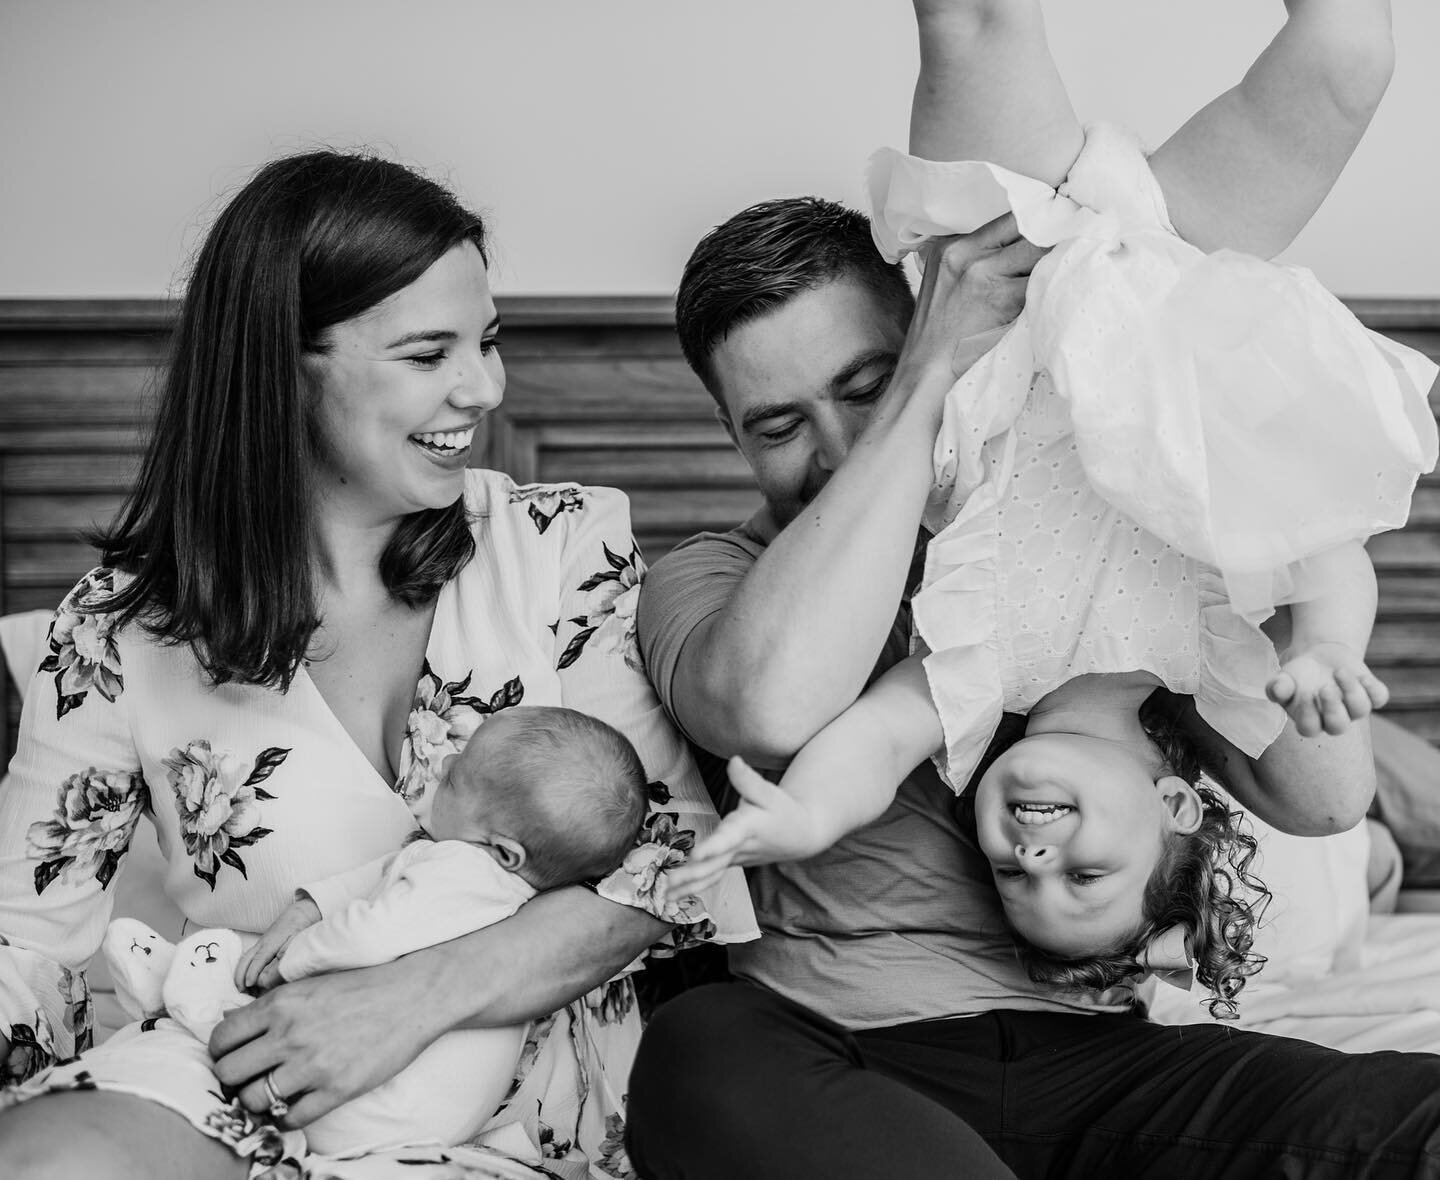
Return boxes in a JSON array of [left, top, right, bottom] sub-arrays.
[[664, 223, 1043, 765]]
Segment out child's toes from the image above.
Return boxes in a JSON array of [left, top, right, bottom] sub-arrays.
[[1267, 671, 1297, 706], [1317, 682, 1352, 736]]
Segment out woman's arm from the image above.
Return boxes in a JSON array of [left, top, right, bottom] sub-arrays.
[[211, 888, 666, 1127]]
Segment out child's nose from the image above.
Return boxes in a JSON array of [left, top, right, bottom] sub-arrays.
[[1015, 843, 1053, 861]]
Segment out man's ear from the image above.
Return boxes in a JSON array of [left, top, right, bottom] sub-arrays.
[[483, 835, 526, 874], [1158, 776, 1204, 835], [715, 403, 740, 450]]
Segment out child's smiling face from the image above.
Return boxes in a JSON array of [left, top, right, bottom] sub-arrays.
[[974, 731, 1203, 958]]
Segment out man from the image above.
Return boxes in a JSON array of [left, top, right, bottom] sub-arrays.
[[627, 4, 1440, 1175]]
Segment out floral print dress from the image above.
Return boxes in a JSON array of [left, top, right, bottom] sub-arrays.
[[0, 470, 757, 1180]]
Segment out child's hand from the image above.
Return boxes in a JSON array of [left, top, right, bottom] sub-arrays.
[[1267, 643, 1389, 737], [235, 896, 322, 992], [661, 757, 839, 904]]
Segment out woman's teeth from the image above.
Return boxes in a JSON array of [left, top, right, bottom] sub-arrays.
[[1010, 803, 1072, 826], [412, 427, 475, 454]]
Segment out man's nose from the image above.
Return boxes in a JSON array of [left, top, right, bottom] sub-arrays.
[[814, 417, 860, 473]]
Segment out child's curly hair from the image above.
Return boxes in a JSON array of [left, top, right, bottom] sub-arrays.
[[1012, 691, 1272, 1018]]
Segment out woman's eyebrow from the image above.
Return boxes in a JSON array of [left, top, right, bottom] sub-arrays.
[[385, 328, 459, 349]]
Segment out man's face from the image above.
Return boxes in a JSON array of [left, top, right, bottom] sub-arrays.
[[709, 276, 908, 528]]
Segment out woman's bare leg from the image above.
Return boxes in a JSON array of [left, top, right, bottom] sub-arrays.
[[0, 1091, 247, 1180]]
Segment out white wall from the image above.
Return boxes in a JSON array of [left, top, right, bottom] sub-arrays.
[[1, 0, 1436, 298]]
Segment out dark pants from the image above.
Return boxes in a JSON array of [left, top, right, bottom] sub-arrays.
[[627, 982, 1440, 1180]]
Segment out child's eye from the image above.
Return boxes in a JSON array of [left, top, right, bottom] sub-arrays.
[[480, 336, 500, 356], [994, 868, 1026, 881], [407, 351, 446, 368], [1068, 872, 1104, 886]]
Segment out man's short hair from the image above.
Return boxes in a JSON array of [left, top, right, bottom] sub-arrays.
[[675, 196, 916, 402]]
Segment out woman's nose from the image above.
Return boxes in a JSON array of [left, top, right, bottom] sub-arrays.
[[451, 354, 505, 411]]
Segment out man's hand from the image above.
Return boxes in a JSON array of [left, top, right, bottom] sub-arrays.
[[898, 212, 1047, 397], [662, 757, 839, 902], [235, 896, 322, 992]]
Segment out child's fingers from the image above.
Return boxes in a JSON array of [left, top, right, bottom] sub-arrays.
[[1333, 668, 1375, 722], [1317, 681, 1352, 736], [1267, 672, 1297, 706], [1359, 669, 1390, 711], [727, 757, 787, 812], [256, 958, 285, 992]]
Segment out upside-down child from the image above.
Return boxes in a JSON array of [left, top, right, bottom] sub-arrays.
[[666, 0, 1438, 1016], [103, 705, 648, 1158]]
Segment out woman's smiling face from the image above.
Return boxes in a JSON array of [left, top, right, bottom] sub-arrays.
[[305, 241, 503, 523]]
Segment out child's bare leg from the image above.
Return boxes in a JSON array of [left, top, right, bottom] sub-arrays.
[[1149, 0, 1394, 257], [909, 0, 1082, 184], [1266, 540, 1388, 738]]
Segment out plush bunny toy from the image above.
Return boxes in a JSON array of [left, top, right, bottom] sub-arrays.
[[101, 918, 250, 1043]]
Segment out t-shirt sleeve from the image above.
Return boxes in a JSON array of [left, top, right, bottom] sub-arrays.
[[635, 529, 765, 741], [545, 490, 758, 952]]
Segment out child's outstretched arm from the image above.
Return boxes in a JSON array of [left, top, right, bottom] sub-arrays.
[[1265, 540, 1388, 739], [1149, 0, 1395, 257], [908, 0, 1083, 183], [663, 657, 943, 900]]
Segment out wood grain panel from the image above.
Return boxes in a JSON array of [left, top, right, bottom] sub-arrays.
[[2, 296, 1438, 763]]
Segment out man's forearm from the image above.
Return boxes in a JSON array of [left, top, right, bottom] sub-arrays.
[[681, 350, 965, 764]]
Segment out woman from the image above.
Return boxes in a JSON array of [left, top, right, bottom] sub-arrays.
[[0, 151, 755, 1179]]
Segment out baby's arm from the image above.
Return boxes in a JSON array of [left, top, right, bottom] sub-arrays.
[[276, 844, 525, 983], [663, 656, 944, 899], [908, 0, 1083, 183], [1266, 540, 1389, 738], [1150, 0, 1395, 256]]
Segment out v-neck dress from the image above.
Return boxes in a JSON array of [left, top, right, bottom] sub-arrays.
[[0, 469, 757, 1179]]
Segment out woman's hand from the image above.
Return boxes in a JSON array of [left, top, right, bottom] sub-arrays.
[[235, 896, 321, 992], [210, 956, 448, 1128], [209, 886, 667, 1126]]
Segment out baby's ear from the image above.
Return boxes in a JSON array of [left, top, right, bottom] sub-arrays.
[[102, 918, 177, 1021], [1158, 775, 1204, 835]]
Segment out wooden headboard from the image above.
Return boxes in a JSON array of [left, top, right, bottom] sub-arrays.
[[3, 296, 1438, 759]]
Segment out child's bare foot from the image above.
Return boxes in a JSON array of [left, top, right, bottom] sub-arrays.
[[1267, 643, 1389, 737]]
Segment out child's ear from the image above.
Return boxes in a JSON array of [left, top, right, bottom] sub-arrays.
[[483, 835, 526, 874], [1157, 776, 1204, 835]]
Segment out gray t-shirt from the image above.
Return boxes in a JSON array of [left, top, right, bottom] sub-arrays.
[[637, 524, 1118, 1029]]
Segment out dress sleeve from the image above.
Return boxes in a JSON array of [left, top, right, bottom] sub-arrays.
[[0, 569, 150, 1076], [546, 486, 758, 953]]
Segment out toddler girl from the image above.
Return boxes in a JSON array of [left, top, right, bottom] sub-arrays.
[[667, 0, 1437, 1016]]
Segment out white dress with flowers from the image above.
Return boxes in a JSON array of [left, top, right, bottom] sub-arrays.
[[0, 469, 757, 1180], [867, 124, 1439, 791]]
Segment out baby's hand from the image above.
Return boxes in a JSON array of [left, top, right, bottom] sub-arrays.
[[1267, 643, 1389, 738], [235, 896, 321, 992], [660, 757, 838, 904]]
